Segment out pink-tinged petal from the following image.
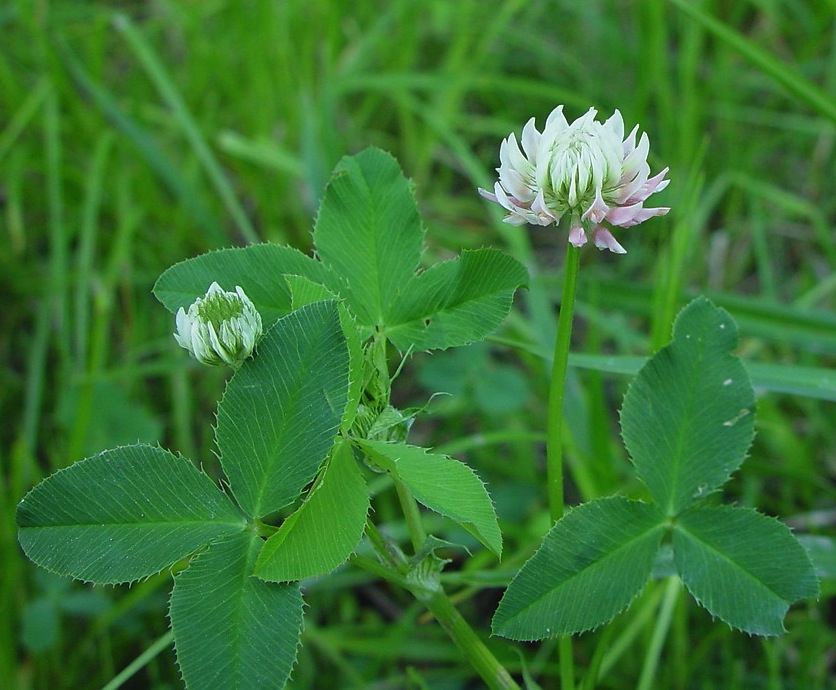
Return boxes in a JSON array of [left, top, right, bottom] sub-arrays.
[[490, 183, 553, 226], [568, 224, 587, 247], [619, 206, 670, 227], [623, 167, 670, 204], [615, 168, 649, 204], [478, 187, 499, 203], [609, 202, 670, 228], [482, 186, 524, 228], [606, 201, 644, 226], [530, 189, 559, 225], [592, 226, 627, 254], [582, 186, 610, 224]]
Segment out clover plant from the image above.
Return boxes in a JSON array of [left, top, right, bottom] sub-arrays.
[[17, 139, 817, 689]]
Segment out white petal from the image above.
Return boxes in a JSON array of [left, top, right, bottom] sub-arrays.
[[622, 124, 640, 155], [604, 109, 625, 142], [520, 117, 542, 160], [545, 104, 568, 131], [478, 187, 499, 203]]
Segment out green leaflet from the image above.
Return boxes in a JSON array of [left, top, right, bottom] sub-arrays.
[[621, 296, 755, 516], [170, 532, 304, 690], [383, 248, 528, 352], [673, 506, 819, 636], [313, 147, 425, 327], [16, 445, 245, 584], [284, 275, 366, 434], [153, 243, 333, 325], [312, 148, 526, 350], [255, 441, 369, 582], [215, 301, 349, 519], [356, 438, 502, 556], [492, 498, 664, 639]]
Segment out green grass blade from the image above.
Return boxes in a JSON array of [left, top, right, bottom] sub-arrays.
[[0, 76, 49, 163], [52, 36, 227, 247], [670, 0, 836, 124], [112, 13, 259, 243], [216, 130, 305, 177], [570, 354, 836, 403]]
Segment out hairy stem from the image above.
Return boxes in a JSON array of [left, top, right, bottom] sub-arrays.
[[418, 588, 521, 690]]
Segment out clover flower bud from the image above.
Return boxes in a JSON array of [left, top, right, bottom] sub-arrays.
[[479, 105, 670, 253], [173, 282, 262, 367]]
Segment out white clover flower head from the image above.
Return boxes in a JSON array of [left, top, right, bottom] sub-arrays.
[[479, 105, 670, 253], [173, 282, 262, 367]]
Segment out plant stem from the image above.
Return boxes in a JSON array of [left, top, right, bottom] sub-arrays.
[[349, 554, 408, 588], [546, 244, 581, 523], [394, 477, 427, 552], [559, 635, 575, 690], [363, 517, 408, 574], [546, 244, 581, 690], [419, 588, 521, 690], [362, 505, 519, 689], [363, 325, 517, 688], [394, 472, 520, 687]]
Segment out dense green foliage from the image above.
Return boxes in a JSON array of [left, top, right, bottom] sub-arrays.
[[3, 0, 835, 688]]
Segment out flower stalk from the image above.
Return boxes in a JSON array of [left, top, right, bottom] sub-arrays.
[[546, 244, 581, 523]]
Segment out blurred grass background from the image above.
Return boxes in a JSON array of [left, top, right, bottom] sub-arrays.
[[2, 0, 835, 688]]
